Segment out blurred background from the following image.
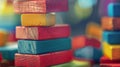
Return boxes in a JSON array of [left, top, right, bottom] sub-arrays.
[[0, 0, 114, 66]]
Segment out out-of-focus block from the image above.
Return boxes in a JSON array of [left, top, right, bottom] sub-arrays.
[[0, 30, 8, 46], [100, 56, 120, 64], [8, 32, 17, 42], [86, 23, 102, 40], [0, 43, 18, 60], [100, 64, 120, 67], [108, 3, 120, 17], [103, 42, 120, 60], [18, 38, 71, 54], [51, 60, 91, 67], [74, 46, 102, 62], [102, 17, 120, 30], [16, 24, 70, 40], [15, 50, 73, 67], [103, 31, 120, 44], [13, 0, 68, 13], [72, 36, 100, 50], [0, 60, 14, 67], [21, 13, 56, 26]]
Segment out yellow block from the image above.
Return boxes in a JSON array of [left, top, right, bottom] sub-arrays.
[[103, 42, 120, 60], [21, 13, 56, 26]]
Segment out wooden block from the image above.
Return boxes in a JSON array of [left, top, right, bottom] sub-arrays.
[[15, 50, 73, 67], [102, 17, 120, 30], [72, 36, 100, 50], [100, 64, 120, 67], [100, 56, 120, 64], [0, 30, 8, 46], [74, 46, 102, 62], [0, 43, 18, 60], [18, 38, 71, 54], [0, 60, 14, 67], [51, 60, 91, 67], [103, 31, 120, 44], [21, 13, 56, 26], [103, 42, 120, 60], [16, 24, 70, 40], [13, 0, 68, 13], [86, 23, 102, 40], [108, 3, 120, 17]]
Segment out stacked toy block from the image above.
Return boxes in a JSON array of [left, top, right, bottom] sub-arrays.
[[13, 0, 72, 67], [101, 2, 120, 67]]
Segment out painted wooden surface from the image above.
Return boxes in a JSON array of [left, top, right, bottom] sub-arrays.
[[13, 0, 68, 13], [15, 50, 73, 67], [16, 24, 70, 40]]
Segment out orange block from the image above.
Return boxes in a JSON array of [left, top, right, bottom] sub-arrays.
[[86, 23, 102, 40], [102, 17, 120, 30], [72, 36, 100, 50], [0, 30, 8, 46]]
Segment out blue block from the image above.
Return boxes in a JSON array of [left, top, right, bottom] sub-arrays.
[[108, 3, 120, 17], [74, 46, 102, 62], [0, 43, 18, 60], [18, 38, 71, 54], [103, 31, 120, 44]]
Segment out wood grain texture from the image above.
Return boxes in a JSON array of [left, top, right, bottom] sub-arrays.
[[21, 13, 56, 26], [16, 24, 70, 40], [103, 42, 120, 60], [18, 38, 71, 54], [13, 0, 68, 13], [15, 50, 73, 67], [102, 17, 120, 30], [103, 31, 120, 44]]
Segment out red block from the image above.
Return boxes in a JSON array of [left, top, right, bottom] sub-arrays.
[[15, 50, 73, 67], [100, 56, 120, 64], [72, 36, 100, 50], [13, 0, 68, 13], [100, 64, 120, 67], [16, 24, 70, 40]]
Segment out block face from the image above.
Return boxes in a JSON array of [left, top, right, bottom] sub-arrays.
[[100, 64, 120, 67], [108, 3, 120, 17], [21, 13, 56, 26], [100, 56, 120, 64], [72, 36, 100, 50], [13, 0, 68, 13], [46, 0, 68, 12], [102, 17, 120, 30], [0, 30, 8, 46], [15, 50, 73, 67], [86, 23, 102, 40], [103, 31, 120, 44], [103, 42, 120, 60], [74, 46, 102, 62], [0, 44, 18, 60], [18, 38, 71, 54], [16, 24, 70, 40]]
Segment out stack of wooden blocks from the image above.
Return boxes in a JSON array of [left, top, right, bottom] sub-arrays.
[[101, 1, 120, 67], [13, 0, 73, 67]]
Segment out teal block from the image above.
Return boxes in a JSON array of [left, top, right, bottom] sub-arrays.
[[108, 3, 120, 17], [18, 38, 71, 54], [74, 46, 102, 62], [0, 43, 18, 60], [103, 31, 120, 44]]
